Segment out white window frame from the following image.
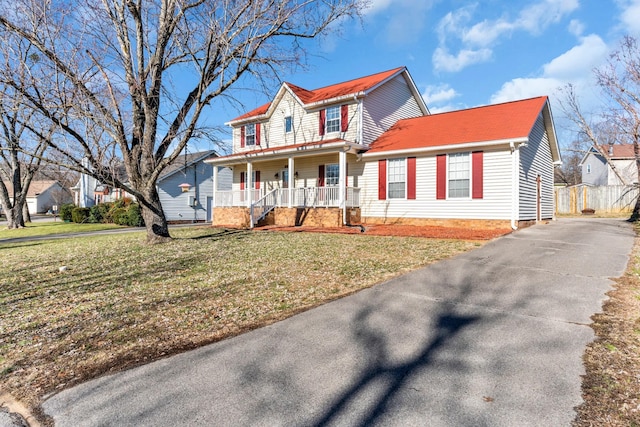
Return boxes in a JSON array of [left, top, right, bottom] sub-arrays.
[[245, 124, 256, 146], [325, 163, 339, 186], [447, 152, 470, 199], [284, 116, 292, 133], [586, 164, 591, 174], [387, 158, 406, 199], [325, 106, 340, 134]]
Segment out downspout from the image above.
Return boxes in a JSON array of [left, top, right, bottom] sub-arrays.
[[511, 142, 519, 230]]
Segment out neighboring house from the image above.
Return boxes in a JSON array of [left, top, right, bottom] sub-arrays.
[[71, 161, 132, 207], [157, 150, 231, 222], [1, 180, 73, 214], [206, 67, 561, 229], [73, 151, 231, 222], [580, 144, 638, 186]]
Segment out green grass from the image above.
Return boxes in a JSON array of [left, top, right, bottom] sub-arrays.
[[0, 220, 126, 239], [0, 226, 480, 420]]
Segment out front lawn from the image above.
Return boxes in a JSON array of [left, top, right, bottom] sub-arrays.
[[0, 220, 125, 239], [0, 226, 481, 423]]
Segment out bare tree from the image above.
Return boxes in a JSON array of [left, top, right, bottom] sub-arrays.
[[560, 36, 640, 219], [0, 40, 50, 228], [0, 0, 367, 243]]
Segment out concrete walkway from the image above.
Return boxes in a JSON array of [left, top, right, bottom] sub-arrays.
[[42, 218, 635, 426]]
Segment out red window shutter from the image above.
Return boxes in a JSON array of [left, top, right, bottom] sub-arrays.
[[240, 126, 245, 148], [319, 109, 326, 136], [341, 105, 349, 132], [472, 151, 483, 199], [255, 171, 260, 190], [318, 165, 325, 187], [436, 154, 446, 200], [378, 159, 387, 200], [255, 123, 261, 146], [240, 171, 245, 190], [407, 157, 416, 200]]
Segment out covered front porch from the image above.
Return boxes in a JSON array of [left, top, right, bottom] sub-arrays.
[[208, 140, 366, 228]]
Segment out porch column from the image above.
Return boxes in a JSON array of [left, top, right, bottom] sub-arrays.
[[246, 162, 253, 208], [339, 150, 347, 225], [212, 166, 218, 216], [288, 157, 294, 208]]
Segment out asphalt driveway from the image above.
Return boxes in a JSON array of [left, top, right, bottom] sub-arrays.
[[42, 218, 635, 426]]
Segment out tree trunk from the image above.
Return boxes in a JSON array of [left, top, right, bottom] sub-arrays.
[[138, 187, 172, 244], [23, 203, 31, 223], [6, 204, 25, 229], [630, 189, 640, 222]]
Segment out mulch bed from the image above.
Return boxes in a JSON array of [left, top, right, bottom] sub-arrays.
[[257, 224, 513, 240]]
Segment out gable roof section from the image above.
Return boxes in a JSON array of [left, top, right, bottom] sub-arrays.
[[228, 67, 427, 124], [366, 96, 559, 161], [611, 144, 635, 158], [2, 180, 61, 198]]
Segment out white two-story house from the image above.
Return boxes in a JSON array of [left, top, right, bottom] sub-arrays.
[[207, 67, 561, 230], [207, 67, 428, 227]]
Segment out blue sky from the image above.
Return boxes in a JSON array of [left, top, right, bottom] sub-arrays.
[[202, 0, 640, 152]]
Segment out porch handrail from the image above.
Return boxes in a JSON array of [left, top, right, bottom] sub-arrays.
[[250, 189, 278, 228], [215, 187, 360, 209]]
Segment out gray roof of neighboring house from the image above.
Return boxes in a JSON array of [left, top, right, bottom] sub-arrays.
[[158, 150, 218, 182]]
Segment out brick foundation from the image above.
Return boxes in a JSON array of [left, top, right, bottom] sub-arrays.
[[363, 216, 513, 230], [214, 207, 361, 228], [213, 207, 251, 228]]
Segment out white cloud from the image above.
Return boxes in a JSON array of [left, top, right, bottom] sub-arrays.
[[515, 0, 579, 34], [542, 35, 608, 79], [429, 104, 459, 114], [568, 19, 585, 37], [490, 77, 564, 104], [423, 83, 459, 104], [433, 47, 492, 73], [490, 34, 608, 104], [365, 0, 395, 14], [434, 0, 579, 72], [366, 0, 435, 44], [619, 0, 640, 36]]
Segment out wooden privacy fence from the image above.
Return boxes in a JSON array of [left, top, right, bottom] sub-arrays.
[[555, 185, 639, 214]]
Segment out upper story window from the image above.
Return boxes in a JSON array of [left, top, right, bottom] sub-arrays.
[[284, 116, 292, 133], [388, 158, 406, 199], [448, 152, 470, 198], [326, 106, 341, 133], [586, 164, 591, 174], [245, 124, 256, 146], [319, 105, 348, 136]]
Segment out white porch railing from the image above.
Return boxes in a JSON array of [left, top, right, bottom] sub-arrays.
[[250, 189, 278, 227], [215, 187, 360, 208]]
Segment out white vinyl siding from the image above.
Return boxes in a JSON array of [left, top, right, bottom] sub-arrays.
[[518, 114, 554, 220], [233, 91, 360, 153], [361, 74, 424, 146], [158, 161, 231, 222], [361, 148, 513, 221]]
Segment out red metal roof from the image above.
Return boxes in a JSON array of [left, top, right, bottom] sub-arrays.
[[368, 96, 549, 153], [230, 67, 405, 122]]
